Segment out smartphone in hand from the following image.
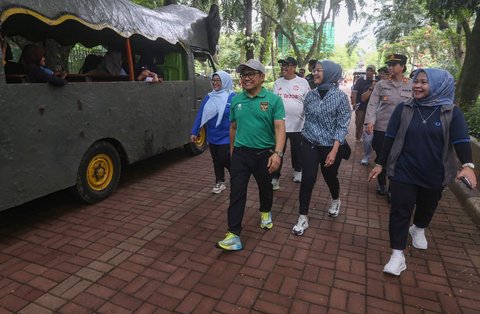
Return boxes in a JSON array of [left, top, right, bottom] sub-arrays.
[[460, 176, 472, 189]]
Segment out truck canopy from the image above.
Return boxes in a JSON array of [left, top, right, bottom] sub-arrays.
[[0, 0, 220, 53]]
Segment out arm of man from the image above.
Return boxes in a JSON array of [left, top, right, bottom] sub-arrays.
[[361, 81, 375, 103], [229, 121, 237, 156], [364, 83, 381, 134], [267, 119, 286, 173]]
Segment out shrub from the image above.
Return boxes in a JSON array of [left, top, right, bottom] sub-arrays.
[[464, 100, 480, 140]]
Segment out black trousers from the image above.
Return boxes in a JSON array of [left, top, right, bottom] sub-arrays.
[[227, 147, 273, 235], [298, 139, 342, 215], [372, 130, 387, 186], [389, 180, 443, 250], [209, 143, 230, 183], [272, 132, 303, 179]]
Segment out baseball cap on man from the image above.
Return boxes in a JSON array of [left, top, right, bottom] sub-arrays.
[[236, 59, 266, 74], [278, 57, 298, 66], [366, 64, 376, 72], [385, 54, 407, 65]]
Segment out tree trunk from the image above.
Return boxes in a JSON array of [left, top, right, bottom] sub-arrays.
[[456, 13, 480, 109], [258, 14, 270, 63], [244, 0, 253, 60]]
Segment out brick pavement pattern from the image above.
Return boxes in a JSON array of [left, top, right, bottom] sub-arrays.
[[1, 122, 480, 313]]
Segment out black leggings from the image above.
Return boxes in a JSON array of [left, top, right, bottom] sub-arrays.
[[298, 139, 342, 215], [209, 144, 230, 183]]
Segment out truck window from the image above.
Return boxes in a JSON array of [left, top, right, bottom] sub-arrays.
[[194, 52, 214, 78]]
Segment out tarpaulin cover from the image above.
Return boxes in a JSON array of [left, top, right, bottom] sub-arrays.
[[0, 0, 219, 52]]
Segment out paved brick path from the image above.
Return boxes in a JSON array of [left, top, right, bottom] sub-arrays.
[[1, 124, 480, 313]]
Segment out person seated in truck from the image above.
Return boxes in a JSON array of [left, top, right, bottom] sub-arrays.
[[87, 49, 127, 76], [135, 52, 165, 81], [79, 54, 103, 74], [135, 65, 163, 82], [19, 44, 67, 86]]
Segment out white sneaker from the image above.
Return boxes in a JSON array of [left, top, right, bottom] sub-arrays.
[[211, 182, 226, 194], [360, 157, 369, 166], [272, 178, 280, 191], [327, 199, 340, 217], [292, 215, 309, 236], [409, 225, 428, 249], [383, 253, 406, 276], [293, 171, 302, 183]]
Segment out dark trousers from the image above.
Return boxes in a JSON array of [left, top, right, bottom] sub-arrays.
[[228, 147, 273, 235], [272, 132, 303, 179], [355, 109, 366, 140], [209, 144, 230, 183], [389, 180, 443, 250], [372, 130, 387, 186], [298, 139, 342, 215]]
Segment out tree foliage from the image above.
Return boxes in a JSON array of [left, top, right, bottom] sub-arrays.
[[262, 0, 364, 68]]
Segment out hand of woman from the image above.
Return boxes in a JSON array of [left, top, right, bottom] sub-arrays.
[[324, 150, 337, 167], [190, 135, 197, 142], [369, 164, 382, 181], [457, 167, 477, 189]]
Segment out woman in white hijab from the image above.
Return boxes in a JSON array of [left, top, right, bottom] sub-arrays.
[[191, 70, 235, 193]]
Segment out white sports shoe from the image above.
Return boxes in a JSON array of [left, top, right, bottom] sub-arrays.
[[211, 182, 226, 194], [383, 253, 406, 276], [327, 199, 341, 217], [409, 225, 428, 249], [360, 157, 369, 166], [292, 215, 309, 236], [271, 178, 280, 191], [293, 171, 302, 183]]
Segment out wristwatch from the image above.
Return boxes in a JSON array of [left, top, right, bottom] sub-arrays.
[[462, 163, 475, 169], [274, 151, 284, 158]]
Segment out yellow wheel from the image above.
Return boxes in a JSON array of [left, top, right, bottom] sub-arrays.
[[86, 154, 114, 191], [74, 141, 121, 203], [185, 126, 207, 155]]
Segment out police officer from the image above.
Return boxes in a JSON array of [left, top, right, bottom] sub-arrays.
[[365, 54, 413, 198]]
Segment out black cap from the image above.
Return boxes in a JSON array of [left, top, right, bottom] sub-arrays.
[[278, 57, 297, 66], [385, 54, 407, 65]]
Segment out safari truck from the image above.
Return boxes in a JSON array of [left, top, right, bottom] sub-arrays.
[[0, 0, 221, 211]]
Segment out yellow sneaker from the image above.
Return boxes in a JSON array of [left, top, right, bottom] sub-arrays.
[[260, 211, 273, 229], [216, 232, 242, 251]]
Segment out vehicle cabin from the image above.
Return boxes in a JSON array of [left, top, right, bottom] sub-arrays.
[[0, 0, 221, 211]]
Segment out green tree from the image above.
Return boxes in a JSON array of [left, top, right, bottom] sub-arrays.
[[262, 0, 363, 68], [425, 0, 480, 108], [352, 0, 480, 109]]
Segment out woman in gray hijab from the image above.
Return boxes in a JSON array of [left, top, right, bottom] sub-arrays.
[[292, 60, 351, 236]]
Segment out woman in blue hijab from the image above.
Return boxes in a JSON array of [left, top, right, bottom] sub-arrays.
[[191, 70, 235, 194], [369, 68, 477, 276], [291, 60, 351, 236]]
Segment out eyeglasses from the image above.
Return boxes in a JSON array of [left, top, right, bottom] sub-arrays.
[[211, 79, 221, 83], [239, 71, 260, 79]]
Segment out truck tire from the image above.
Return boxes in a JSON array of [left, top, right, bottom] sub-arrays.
[[73, 141, 121, 203], [185, 126, 207, 155]]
